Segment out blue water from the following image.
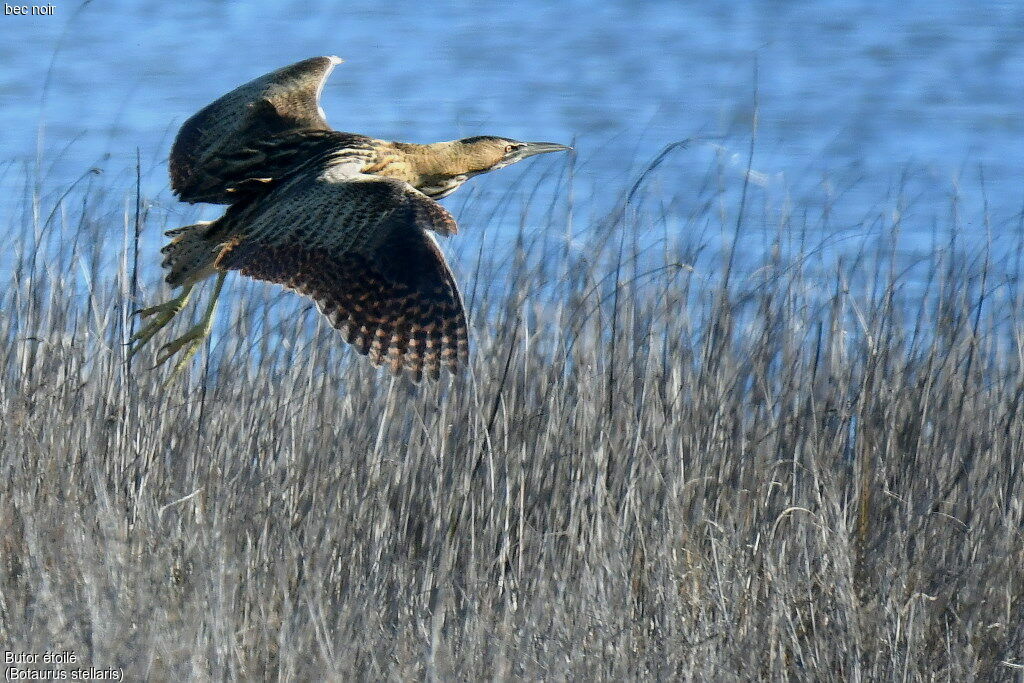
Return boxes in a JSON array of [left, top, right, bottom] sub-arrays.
[[2, 1, 1024, 260]]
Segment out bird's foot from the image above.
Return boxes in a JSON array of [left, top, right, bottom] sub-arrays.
[[126, 288, 193, 363], [154, 272, 226, 382], [154, 318, 213, 377]]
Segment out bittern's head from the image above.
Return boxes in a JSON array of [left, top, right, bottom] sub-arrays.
[[456, 136, 572, 175]]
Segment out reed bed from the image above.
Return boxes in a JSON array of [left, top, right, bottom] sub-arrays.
[[1, 148, 1022, 680]]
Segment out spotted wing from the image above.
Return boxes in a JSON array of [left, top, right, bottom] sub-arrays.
[[216, 174, 468, 382], [170, 56, 342, 204]]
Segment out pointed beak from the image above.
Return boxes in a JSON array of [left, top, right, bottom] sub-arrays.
[[517, 142, 573, 160]]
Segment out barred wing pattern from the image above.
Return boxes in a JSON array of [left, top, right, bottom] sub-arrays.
[[170, 56, 342, 204], [215, 174, 468, 381]]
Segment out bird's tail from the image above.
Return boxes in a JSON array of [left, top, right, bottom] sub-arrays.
[[161, 220, 223, 288]]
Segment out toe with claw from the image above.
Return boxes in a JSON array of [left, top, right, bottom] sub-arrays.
[[126, 273, 226, 380], [126, 287, 193, 363], [155, 319, 214, 377]]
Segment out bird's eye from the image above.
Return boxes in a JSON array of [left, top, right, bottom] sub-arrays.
[[504, 144, 516, 153]]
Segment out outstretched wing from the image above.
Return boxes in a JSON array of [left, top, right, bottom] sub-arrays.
[[170, 55, 343, 204], [215, 174, 468, 382]]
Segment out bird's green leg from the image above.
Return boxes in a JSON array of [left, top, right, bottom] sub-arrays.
[[126, 284, 194, 363], [156, 271, 227, 378]]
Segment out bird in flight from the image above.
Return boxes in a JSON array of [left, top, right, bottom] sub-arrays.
[[127, 56, 570, 382]]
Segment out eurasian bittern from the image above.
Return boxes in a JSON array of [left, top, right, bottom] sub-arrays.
[[128, 56, 570, 381]]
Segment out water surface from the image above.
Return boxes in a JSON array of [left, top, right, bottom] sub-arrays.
[[2, 1, 1022, 263]]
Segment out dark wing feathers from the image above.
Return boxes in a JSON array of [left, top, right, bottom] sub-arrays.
[[215, 175, 467, 381], [170, 56, 342, 204]]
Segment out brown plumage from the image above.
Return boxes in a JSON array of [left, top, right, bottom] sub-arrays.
[[210, 175, 466, 381], [134, 56, 570, 381], [170, 56, 343, 204]]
